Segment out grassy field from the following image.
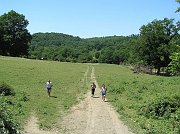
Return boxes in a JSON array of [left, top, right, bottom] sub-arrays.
[[0, 56, 91, 129], [0, 57, 179, 133], [94, 64, 180, 134]]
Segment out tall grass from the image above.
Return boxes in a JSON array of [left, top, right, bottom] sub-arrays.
[[0, 56, 90, 129], [94, 64, 180, 134]]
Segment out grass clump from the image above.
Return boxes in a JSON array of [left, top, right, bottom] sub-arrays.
[[0, 83, 15, 96]]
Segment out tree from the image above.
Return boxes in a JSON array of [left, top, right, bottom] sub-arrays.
[[138, 18, 179, 74], [99, 47, 114, 64], [176, 0, 180, 12], [0, 10, 31, 56]]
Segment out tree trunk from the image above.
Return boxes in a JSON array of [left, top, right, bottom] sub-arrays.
[[157, 67, 161, 75]]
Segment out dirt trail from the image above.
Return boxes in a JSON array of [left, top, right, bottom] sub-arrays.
[[58, 67, 133, 134], [24, 115, 57, 134], [24, 66, 133, 134]]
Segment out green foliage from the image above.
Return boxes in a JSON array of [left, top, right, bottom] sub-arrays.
[[0, 83, 15, 96], [176, 0, 180, 12], [0, 10, 31, 56], [168, 52, 180, 76], [140, 96, 180, 133], [28, 33, 138, 64], [95, 64, 180, 134], [138, 18, 179, 74], [0, 98, 19, 134], [140, 96, 180, 119]]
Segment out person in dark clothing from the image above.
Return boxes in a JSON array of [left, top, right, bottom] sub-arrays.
[[91, 82, 96, 97]]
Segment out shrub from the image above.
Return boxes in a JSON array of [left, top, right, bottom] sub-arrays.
[[0, 83, 15, 96], [139, 96, 180, 133], [0, 102, 19, 134], [168, 52, 180, 76], [140, 96, 180, 119]]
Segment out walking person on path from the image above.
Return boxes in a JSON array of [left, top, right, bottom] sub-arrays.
[[101, 84, 107, 101], [91, 82, 96, 97], [46, 80, 53, 97]]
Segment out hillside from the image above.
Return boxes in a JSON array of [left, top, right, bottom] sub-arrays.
[[30, 32, 82, 47], [28, 32, 138, 64]]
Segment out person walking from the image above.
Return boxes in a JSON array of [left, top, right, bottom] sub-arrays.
[[91, 82, 96, 97], [101, 84, 107, 101], [46, 80, 53, 97]]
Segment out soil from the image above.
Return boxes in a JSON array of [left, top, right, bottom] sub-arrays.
[[24, 67, 134, 134]]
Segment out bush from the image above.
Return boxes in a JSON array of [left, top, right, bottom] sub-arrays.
[[139, 96, 180, 133], [168, 52, 180, 76], [0, 83, 15, 96], [0, 102, 19, 134], [140, 96, 180, 119]]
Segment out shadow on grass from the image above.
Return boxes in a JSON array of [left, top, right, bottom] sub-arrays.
[[50, 95, 57, 98]]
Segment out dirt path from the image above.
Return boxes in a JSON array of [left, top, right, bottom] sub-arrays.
[[24, 115, 57, 134], [58, 67, 133, 134], [24, 66, 133, 134]]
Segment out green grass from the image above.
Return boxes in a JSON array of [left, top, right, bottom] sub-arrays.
[[0, 56, 90, 129], [94, 64, 180, 134], [1, 57, 179, 133]]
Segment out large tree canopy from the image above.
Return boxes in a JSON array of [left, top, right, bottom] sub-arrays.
[[137, 18, 179, 74], [0, 10, 31, 56]]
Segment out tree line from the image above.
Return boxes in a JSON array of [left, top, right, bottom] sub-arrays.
[[0, 10, 179, 75], [28, 32, 138, 64]]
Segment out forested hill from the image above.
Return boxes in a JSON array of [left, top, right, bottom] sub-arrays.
[[31, 32, 82, 47], [28, 32, 138, 64]]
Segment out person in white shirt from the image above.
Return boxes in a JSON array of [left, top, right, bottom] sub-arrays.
[[101, 84, 107, 101], [46, 80, 53, 97]]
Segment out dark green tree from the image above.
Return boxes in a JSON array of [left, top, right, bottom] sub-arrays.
[[99, 47, 115, 64], [0, 10, 31, 56], [138, 18, 179, 74]]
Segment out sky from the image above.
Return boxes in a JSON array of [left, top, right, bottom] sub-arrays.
[[0, 0, 179, 38]]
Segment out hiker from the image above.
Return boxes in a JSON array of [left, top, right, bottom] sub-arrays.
[[101, 84, 107, 101], [46, 80, 53, 97], [91, 82, 96, 97]]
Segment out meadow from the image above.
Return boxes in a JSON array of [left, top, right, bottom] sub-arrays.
[[0, 56, 91, 129], [95, 64, 180, 134], [0, 57, 179, 133]]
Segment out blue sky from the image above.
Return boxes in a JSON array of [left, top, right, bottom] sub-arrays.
[[0, 0, 179, 38]]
